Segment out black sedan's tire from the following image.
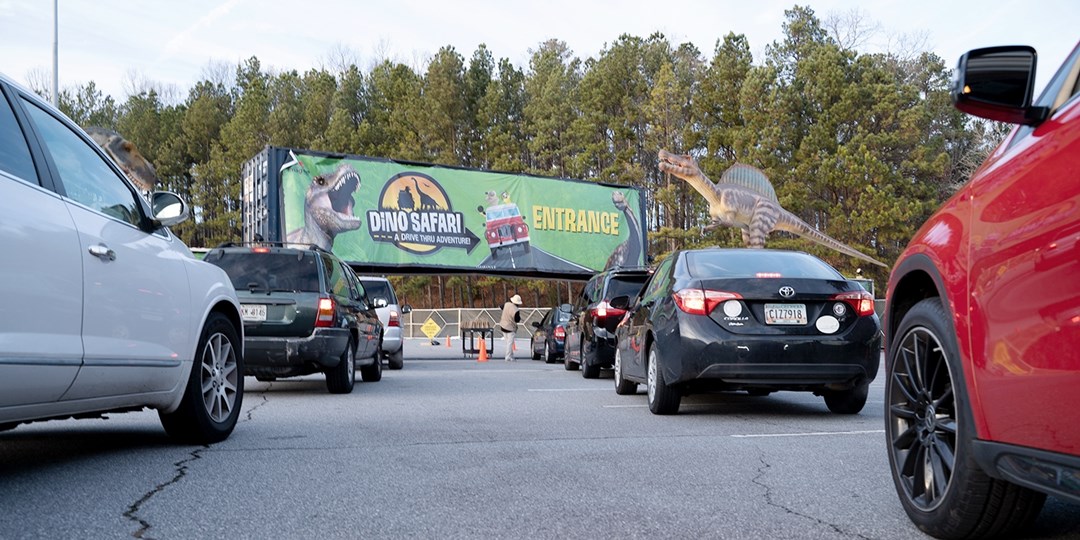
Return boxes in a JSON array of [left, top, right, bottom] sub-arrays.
[[543, 341, 556, 364], [387, 346, 404, 370], [326, 339, 356, 394], [159, 312, 243, 444], [886, 298, 1045, 538], [646, 346, 680, 415], [613, 349, 637, 395], [532, 339, 542, 360], [823, 382, 868, 414]]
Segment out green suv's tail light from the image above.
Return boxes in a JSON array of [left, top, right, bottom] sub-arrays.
[[315, 297, 336, 327]]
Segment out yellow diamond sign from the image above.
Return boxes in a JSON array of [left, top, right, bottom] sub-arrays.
[[420, 318, 441, 340]]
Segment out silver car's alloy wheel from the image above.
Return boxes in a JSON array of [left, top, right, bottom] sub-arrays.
[[200, 331, 239, 424], [889, 325, 957, 511]]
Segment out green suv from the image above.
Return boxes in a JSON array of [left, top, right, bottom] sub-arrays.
[[204, 243, 383, 393]]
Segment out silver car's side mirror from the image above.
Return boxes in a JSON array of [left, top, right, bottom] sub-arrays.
[[152, 191, 190, 226]]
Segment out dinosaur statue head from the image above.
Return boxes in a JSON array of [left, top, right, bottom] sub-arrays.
[[301, 164, 362, 247], [85, 126, 159, 193]]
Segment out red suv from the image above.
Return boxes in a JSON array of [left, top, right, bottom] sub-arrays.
[[884, 43, 1080, 537]]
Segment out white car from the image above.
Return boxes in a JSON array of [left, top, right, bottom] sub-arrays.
[[356, 276, 411, 369], [0, 73, 245, 444]]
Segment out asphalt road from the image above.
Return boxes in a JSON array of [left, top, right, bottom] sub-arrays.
[[1, 338, 1078, 539]]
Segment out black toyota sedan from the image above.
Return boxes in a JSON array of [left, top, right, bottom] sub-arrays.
[[612, 248, 881, 415]]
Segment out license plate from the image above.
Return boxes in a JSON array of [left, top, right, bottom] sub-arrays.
[[241, 304, 267, 322], [764, 303, 806, 325]]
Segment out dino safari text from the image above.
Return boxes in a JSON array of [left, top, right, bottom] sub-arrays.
[[532, 206, 620, 236], [367, 172, 481, 255]]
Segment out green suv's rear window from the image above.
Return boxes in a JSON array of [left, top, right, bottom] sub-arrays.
[[207, 251, 321, 292]]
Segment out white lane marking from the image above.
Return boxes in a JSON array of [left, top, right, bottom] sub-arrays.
[[602, 404, 649, 408], [528, 388, 612, 392], [731, 430, 884, 439]]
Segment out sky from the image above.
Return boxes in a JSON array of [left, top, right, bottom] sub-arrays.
[[1, 0, 1077, 103]]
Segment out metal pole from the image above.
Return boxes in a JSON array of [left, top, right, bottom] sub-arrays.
[[51, 0, 58, 106]]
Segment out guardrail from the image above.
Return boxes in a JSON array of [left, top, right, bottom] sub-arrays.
[[403, 308, 549, 339]]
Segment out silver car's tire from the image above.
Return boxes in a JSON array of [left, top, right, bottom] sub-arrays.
[[388, 346, 404, 370], [159, 312, 243, 443], [646, 347, 680, 415], [614, 349, 637, 395]]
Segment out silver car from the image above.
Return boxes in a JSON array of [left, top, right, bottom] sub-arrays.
[[356, 276, 411, 369], [0, 73, 245, 444]]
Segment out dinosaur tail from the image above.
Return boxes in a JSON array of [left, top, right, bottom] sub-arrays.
[[775, 214, 887, 268]]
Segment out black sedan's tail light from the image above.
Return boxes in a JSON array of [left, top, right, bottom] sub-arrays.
[[674, 288, 742, 316], [830, 291, 875, 316]]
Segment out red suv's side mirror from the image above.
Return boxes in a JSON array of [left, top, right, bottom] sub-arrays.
[[951, 45, 1048, 125]]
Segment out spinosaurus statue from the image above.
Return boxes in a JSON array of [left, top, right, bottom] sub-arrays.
[[657, 149, 886, 267], [85, 127, 160, 195]]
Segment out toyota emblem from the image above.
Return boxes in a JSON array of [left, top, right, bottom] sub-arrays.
[[778, 286, 795, 298]]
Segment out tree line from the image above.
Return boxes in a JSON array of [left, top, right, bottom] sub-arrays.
[[36, 6, 1002, 308]]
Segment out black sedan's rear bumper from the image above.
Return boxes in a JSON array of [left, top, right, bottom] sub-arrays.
[[657, 314, 881, 392]]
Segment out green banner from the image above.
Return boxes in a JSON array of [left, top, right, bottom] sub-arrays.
[[280, 151, 646, 276]]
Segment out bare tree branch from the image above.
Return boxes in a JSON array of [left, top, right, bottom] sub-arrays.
[[824, 8, 880, 51]]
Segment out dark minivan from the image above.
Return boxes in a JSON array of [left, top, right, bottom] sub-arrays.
[[564, 266, 652, 378]]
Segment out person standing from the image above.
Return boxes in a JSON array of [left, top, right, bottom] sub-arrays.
[[499, 294, 523, 362]]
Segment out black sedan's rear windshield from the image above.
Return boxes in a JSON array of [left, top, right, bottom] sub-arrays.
[[206, 251, 321, 292], [686, 250, 844, 280]]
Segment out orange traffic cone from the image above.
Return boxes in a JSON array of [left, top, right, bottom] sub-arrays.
[[477, 338, 488, 362], [512, 340, 517, 352], [446, 335, 451, 348]]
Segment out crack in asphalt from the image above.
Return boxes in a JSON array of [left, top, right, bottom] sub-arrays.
[[123, 386, 270, 538], [244, 385, 272, 422], [751, 454, 871, 540], [123, 447, 205, 539]]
